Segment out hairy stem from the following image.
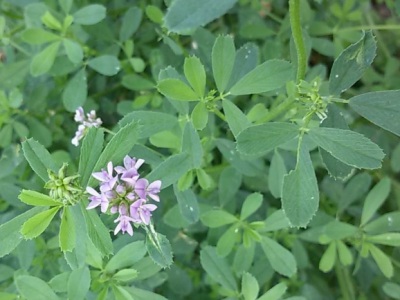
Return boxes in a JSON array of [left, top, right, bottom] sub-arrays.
[[289, 0, 307, 83]]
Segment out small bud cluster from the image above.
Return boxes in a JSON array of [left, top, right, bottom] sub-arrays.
[[72, 107, 102, 146], [86, 155, 161, 236], [45, 163, 82, 205], [297, 79, 328, 121]]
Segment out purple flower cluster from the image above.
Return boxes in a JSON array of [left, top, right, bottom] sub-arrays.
[[72, 107, 102, 146], [86, 155, 161, 236]]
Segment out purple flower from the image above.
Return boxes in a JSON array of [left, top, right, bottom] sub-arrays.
[[86, 155, 162, 236], [130, 199, 157, 225], [92, 162, 118, 192], [116, 156, 145, 184], [115, 155, 145, 174], [135, 179, 161, 202], [114, 204, 135, 235], [86, 187, 109, 213]]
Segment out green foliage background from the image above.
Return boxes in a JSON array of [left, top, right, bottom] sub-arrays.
[[1, 0, 400, 299]]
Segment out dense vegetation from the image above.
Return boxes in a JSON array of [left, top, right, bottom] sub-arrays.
[[1, 0, 400, 299]]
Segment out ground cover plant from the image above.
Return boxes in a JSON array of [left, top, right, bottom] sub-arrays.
[[0, 0, 400, 299]]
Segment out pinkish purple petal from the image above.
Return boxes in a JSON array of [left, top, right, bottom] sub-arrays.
[[134, 178, 148, 199]]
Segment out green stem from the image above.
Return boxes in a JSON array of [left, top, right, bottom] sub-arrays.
[[259, 98, 295, 123], [335, 263, 356, 300], [102, 128, 116, 135], [213, 108, 226, 122], [289, 0, 307, 83], [335, 24, 400, 33]]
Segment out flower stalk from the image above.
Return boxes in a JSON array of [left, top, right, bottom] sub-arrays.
[[289, 0, 307, 83]]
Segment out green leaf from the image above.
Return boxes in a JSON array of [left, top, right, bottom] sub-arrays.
[[0, 207, 45, 258], [363, 212, 400, 234], [9, 88, 23, 108], [262, 210, 290, 232], [41, 11, 62, 31], [237, 122, 299, 158], [241, 272, 259, 300], [20, 28, 60, 44], [60, 207, 76, 252], [73, 4, 106, 25], [0, 124, 12, 147], [229, 60, 293, 95], [30, 42, 60, 77], [349, 90, 400, 137], [19, 190, 61, 207], [257, 282, 287, 300], [361, 177, 391, 226], [337, 240, 353, 266], [0, 60, 30, 90], [329, 31, 376, 95], [227, 43, 259, 90], [16, 275, 59, 300], [119, 6, 142, 42], [174, 185, 199, 224], [268, 149, 287, 198], [62, 68, 87, 112], [87, 55, 120, 76], [308, 127, 385, 169], [218, 166, 242, 205], [25, 117, 52, 147], [112, 269, 138, 282], [366, 233, 400, 247], [88, 121, 139, 188], [146, 232, 173, 269], [126, 287, 167, 300], [191, 102, 208, 130], [369, 244, 393, 278], [60, 0, 73, 14], [233, 243, 255, 274], [145, 5, 164, 24], [222, 100, 251, 138], [216, 139, 262, 177], [383, 282, 400, 299], [339, 172, 372, 213], [63, 39, 84, 64], [147, 153, 192, 189], [196, 168, 214, 190], [212, 35, 236, 93], [21, 207, 60, 239], [200, 209, 237, 228], [157, 78, 199, 101], [182, 121, 203, 169], [184, 56, 206, 98], [240, 193, 263, 220], [164, 0, 237, 34], [81, 203, 113, 257], [282, 144, 319, 227], [319, 242, 336, 272], [122, 74, 155, 91], [216, 224, 239, 257], [105, 241, 146, 272], [200, 246, 238, 291], [260, 236, 297, 277], [67, 266, 90, 300], [64, 205, 87, 269], [78, 127, 104, 187], [319, 104, 354, 180], [119, 111, 178, 139], [22, 138, 58, 182]]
